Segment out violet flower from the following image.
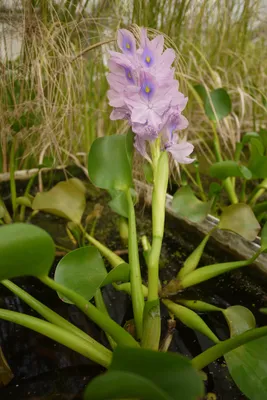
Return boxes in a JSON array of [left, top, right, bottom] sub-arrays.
[[107, 27, 194, 164]]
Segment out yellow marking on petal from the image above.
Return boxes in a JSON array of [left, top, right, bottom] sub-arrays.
[[126, 43, 131, 49], [145, 86, 151, 93], [146, 56, 151, 63], [128, 72, 132, 79]]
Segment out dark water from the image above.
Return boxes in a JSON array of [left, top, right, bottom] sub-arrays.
[[1, 181, 267, 399]]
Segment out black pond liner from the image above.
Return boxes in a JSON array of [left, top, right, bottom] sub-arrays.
[[1, 182, 267, 399]]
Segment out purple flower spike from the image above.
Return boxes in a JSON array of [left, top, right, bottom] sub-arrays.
[[107, 27, 193, 164], [117, 29, 136, 55]]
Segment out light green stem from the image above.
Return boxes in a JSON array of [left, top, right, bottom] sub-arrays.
[[127, 188, 144, 339], [143, 150, 169, 350], [0, 197, 12, 224], [192, 326, 267, 370], [80, 225, 124, 268], [2, 279, 109, 357], [0, 309, 111, 368], [248, 178, 267, 206], [180, 250, 261, 289], [40, 276, 139, 348]]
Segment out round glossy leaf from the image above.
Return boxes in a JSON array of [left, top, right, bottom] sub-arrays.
[[204, 88, 231, 121], [108, 190, 129, 218], [88, 133, 133, 192], [209, 160, 252, 180], [54, 246, 107, 304], [172, 185, 211, 223], [224, 306, 267, 400], [101, 263, 130, 287], [32, 178, 86, 223], [0, 223, 55, 280], [219, 204, 260, 241], [85, 347, 204, 400], [193, 84, 208, 103]]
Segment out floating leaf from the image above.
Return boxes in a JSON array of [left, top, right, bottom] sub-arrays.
[[0, 223, 55, 280], [54, 247, 107, 304], [193, 84, 208, 103], [108, 190, 129, 218], [204, 88, 231, 121], [248, 139, 267, 179], [32, 178, 86, 223], [84, 347, 204, 400], [223, 306, 267, 400], [172, 185, 211, 223], [219, 204, 260, 241], [88, 133, 133, 192], [101, 263, 130, 287], [208, 182, 222, 198], [209, 160, 252, 180]]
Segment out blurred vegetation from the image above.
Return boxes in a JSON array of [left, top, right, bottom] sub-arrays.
[[0, 0, 266, 174]]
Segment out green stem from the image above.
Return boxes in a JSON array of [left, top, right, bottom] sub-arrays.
[[143, 150, 169, 350], [9, 138, 17, 216], [2, 279, 109, 356], [192, 326, 267, 370], [40, 276, 139, 348], [127, 188, 144, 339], [94, 288, 116, 349], [211, 122, 238, 204], [20, 174, 37, 222], [179, 250, 261, 289], [248, 178, 267, 206], [0, 309, 111, 367], [0, 197, 12, 224], [79, 225, 124, 268]]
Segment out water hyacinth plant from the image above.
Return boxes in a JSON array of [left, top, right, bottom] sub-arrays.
[[1, 27, 267, 400]]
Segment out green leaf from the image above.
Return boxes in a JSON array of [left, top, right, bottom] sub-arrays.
[[101, 262, 130, 287], [0, 223, 55, 280], [209, 160, 252, 180], [204, 88, 231, 121], [193, 84, 208, 103], [54, 247, 107, 304], [172, 185, 211, 223], [32, 178, 86, 223], [259, 128, 267, 150], [108, 190, 129, 218], [242, 132, 260, 144], [260, 222, 267, 252], [219, 204, 260, 241], [223, 306, 267, 400], [88, 133, 133, 192], [208, 182, 222, 197], [223, 306, 256, 336], [248, 139, 267, 178], [84, 347, 204, 400]]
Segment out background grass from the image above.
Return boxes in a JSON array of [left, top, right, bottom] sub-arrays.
[[0, 0, 266, 175]]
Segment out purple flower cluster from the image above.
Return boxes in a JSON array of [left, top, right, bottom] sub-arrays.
[[107, 28, 194, 163]]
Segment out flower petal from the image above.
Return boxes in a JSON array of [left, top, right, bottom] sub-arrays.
[[166, 142, 195, 164]]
